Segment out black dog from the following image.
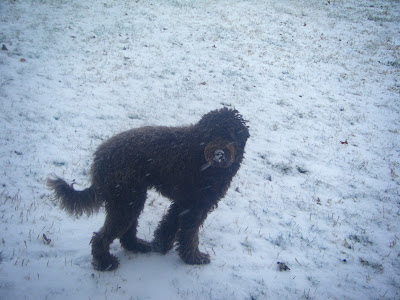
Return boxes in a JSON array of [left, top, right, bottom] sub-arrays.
[[47, 107, 249, 271]]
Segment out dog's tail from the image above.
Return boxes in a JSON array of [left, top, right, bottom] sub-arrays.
[[47, 176, 102, 217]]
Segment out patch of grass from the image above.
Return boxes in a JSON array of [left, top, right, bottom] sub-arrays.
[[348, 234, 373, 246], [387, 61, 400, 69], [127, 113, 141, 120], [266, 232, 295, 250], [359, 257, 384, 273], [52, 160, 65, 167]]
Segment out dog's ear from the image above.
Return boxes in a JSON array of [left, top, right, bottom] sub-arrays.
[[204, 139, 235, 168]]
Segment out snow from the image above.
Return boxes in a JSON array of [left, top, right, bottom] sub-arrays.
[[0, 0, 399, 299]]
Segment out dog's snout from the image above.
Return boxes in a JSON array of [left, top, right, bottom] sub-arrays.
[[213, 150, 226, 163]]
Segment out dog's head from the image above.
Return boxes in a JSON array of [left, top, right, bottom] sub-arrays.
[[203, 138, 235, 168], [197, 107, 249, 168]]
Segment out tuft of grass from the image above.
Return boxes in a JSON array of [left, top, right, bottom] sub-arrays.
[[387, 61, 400, 68], [52, 160, 65, 167], [359, 257, 384, 273], [348, 234, 373, 246]]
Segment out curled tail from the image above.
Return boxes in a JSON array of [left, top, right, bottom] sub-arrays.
[[47, 176, 102, 217]]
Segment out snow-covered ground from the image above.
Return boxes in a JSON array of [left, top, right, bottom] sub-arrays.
[[1, 0, 399, 299]]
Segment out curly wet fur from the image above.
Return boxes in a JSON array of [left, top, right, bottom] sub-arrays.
[[46, 177, 99, 217], [47, 107, 249, 271]]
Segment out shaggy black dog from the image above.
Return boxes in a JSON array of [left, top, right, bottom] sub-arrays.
[[47, 107, 249, 271]]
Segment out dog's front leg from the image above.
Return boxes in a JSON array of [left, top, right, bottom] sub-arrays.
[[176, 208, 210, 265]]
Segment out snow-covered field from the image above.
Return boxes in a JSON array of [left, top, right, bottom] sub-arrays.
[[1, 0, 399, 299]]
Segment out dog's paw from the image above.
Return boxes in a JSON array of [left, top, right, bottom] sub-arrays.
[[134, 238, 152, 253], [121, 237, 152, 253], [180, 251, 211, 265], [92, 254, 119, 271], [151, 238, 174, 254]]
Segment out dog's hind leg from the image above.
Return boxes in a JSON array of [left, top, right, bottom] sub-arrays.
[[119, 190, 152, 253], [152, 202, 181, 254], [120, 219, 152, 253], [91, 191, 145, 271], [90, 214, 123, 271]]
